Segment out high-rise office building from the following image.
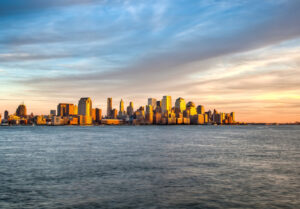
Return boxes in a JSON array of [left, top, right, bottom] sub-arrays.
[[92, 108, 96, 121], [145, 105, 153, 124], [111, 109, 118, 119], [175, 97, 186, 114], [4, 110, 8, 120], [78, 97, 92, 116], [186, 101, 197, 116], [161, 96, 172, 114], [107, 98, 112, 118], [57, 103, 75, 116], [119, 99, 125, 116], [155, 101, 162, 113], [231, 112, 235, 122], [197, 105, 205, 114], [16, 103, 27, 117], [95, 108, 102, 122], [78, 97, 92, 125], [148, 98, 157, 110], [127, 101, 134, 117], [74, 105, 78, 115]]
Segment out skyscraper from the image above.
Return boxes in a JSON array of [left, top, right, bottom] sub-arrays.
[[197, 105, 205, 114], [111, 109, 118, 119], [107, 98, 112, 118], [4, 110, 8, 120], [96, 108, 102, 122], [145, 105, 153, 124], [119, 99, 125, 116], [186, 101, 197, 116], [161, 96, 172, 114], [127, 101, 134, 117], [57, 103, 75, 116], [78, 97, 92, 124], [78, 98, 92, 116], [231, 112, 235, 122], [16, 103, 27, 117], [148, 98, 157, 110], [175, 97, 186, 114]]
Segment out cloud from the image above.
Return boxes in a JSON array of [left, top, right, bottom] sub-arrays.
[[0, 0, 104, 16], [17, 1, 300, 84]]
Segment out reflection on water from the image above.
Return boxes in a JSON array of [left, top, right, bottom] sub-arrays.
[[0, 125, 299, 208]]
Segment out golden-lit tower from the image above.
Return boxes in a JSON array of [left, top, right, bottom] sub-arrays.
[[175, 97, 186, 114], [145, 105, 153, 124], [107, 98, 112, 118], [162, 96, 172, 114], [186, 101, 197, 116], [78, 97, 92, 116], [57, 103, 75, 116], [78, 97, 92, 125], [231, 112, 235, 122], [119, 99, 124, 116]]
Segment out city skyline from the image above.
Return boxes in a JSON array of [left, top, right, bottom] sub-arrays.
[[1, 1, 300, 123], [1, 96, 237, 126]]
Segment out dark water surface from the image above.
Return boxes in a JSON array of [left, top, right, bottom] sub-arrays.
[[0, 125, 299, 209]]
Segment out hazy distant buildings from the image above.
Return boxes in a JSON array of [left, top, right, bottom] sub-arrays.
[[16, 103, 27, 117]]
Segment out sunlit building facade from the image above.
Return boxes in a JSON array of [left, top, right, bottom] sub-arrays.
[[57, 103, 75, 116], [119, 99, 125, 117], [78, 97, 92, 124], [175, 97, 186, 114], [162, 96, 172, 114], [186, 101, 197, 116]]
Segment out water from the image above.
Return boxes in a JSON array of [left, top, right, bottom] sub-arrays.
[[0, 125, 299, 209]]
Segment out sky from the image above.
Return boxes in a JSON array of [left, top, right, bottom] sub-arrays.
[[0, 0, 300, 123]]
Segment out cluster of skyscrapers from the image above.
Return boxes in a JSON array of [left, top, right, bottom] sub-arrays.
[[0, 96, 236, 126]]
